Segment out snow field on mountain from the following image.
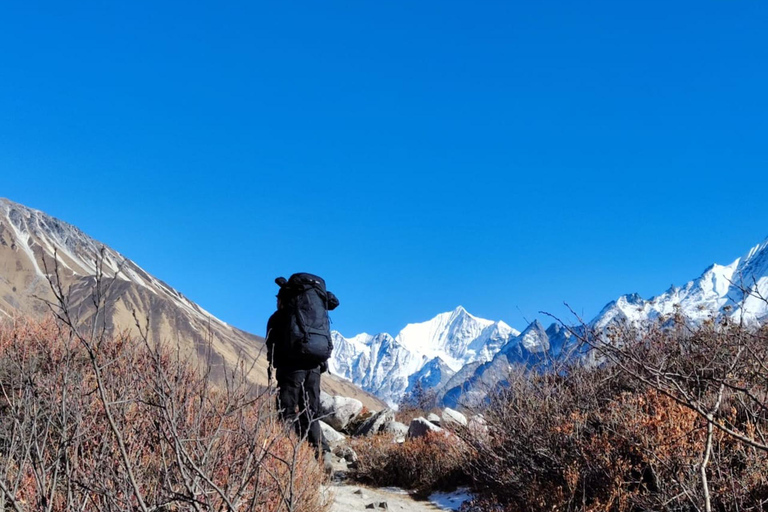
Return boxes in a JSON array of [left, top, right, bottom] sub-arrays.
[[330, 306, 519, 406]]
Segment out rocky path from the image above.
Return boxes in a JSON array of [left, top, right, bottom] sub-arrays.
[[326, 482, 470, 512], [317, 391, 475, 511]]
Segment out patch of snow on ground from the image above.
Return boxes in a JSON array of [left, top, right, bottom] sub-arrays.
[[6, 221, 43, 276], [429, 488, 473, 511]]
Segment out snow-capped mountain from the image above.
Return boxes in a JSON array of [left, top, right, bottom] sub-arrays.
[[395, 307, 518, 371], [330, 331, 426, 407], [444, 236, 768, 406], [329, 306, 520, 407], [0, 198, 384, 408], [440, 319, 562, 408], [594, 237, 768, 329], [336, 236, 768, 407]]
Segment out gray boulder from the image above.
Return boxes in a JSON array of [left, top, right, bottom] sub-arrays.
[[319, 391, 334, 415], [319, 421, 346, 447], [384, 421, 409, 442], [441, 408, 468, 427], [354, 409, 396, 437], [319, 393, 364, 432], [427, 412, 442, 425], [407, 417, 444, 439]]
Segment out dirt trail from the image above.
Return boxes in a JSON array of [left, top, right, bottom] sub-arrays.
[[326, 482, 469, 512]]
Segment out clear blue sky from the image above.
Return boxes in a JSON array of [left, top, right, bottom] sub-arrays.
[[2, 1, 767, 337]]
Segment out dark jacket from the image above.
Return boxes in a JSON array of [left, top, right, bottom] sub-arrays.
[[266, 309, 289, 368]]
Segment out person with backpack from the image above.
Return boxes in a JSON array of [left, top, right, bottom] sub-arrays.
[[266, 273, 339, 457]]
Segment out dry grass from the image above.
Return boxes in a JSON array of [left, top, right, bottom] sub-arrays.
[[0, 316, 328, 512]]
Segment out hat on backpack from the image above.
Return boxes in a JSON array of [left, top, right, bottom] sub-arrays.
[[274, 277, 290, 303]]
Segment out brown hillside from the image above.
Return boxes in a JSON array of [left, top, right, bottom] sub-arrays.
[[0, 198, 384, 410]]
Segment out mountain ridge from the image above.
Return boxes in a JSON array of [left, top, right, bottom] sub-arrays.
[[330, 305, 520, 407], [0, 198, 385, 409]]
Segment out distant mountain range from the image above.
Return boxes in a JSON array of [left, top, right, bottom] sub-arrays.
[[5, 197, 765, 411], [0, 198, 385, 409], [331, 236, 768, 408], [330, 307, 519, 407]]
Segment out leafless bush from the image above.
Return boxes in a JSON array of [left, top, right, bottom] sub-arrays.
[[0, 249, 329, 511], [399, 381, 438, 420], [0, 315, 329, 512], [459, 322, 768, 512], [349, 432, 469, 496]]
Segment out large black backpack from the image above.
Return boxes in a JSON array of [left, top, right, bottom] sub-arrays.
[[275, 273, 339, 366]]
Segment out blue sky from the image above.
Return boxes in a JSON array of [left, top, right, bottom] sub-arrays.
[[2, 1, 767, 336]]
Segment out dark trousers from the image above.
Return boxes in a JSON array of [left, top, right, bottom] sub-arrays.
[[275, 367, 324, 454]]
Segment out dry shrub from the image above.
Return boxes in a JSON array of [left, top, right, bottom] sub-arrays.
[[395, 406, 437, 427], [0, 316, 328, 512], [398, 381, 438, 423], [461, 323, 768, 512], [350, 432, 469, 496]]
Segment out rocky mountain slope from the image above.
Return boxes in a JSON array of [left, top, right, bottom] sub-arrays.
[[0, 198, 384, 409]]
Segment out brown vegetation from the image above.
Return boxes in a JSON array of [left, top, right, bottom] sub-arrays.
[[461, 320, 768, 511], [349, 431, 469, 496], [346, 319, 768, 512], [0, 316, 328, 511]]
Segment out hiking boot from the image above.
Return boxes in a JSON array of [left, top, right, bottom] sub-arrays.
[[322, 451, 334, 475]]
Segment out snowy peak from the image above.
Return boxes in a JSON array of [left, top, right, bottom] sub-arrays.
[[395, 305, 517, 371], [330, 306, 520, 407], [730, 236, 768, 323], [742, 236, 768, 266], [405, 356, 456, 401], [593, 236, 768, 329], [519, 320, 549, 351], [501, 319, 550, 357]]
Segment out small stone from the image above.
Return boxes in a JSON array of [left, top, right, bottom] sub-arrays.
[[442, 407, 468, 427], [333, 445, 359, 463], [427, 412, 441, 425], [407, 417, 444, 438], [365, 501, 388, 510], [353, 489, 364, 495]]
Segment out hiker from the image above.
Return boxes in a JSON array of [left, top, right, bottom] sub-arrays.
[[266, 273, 339, 457]]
